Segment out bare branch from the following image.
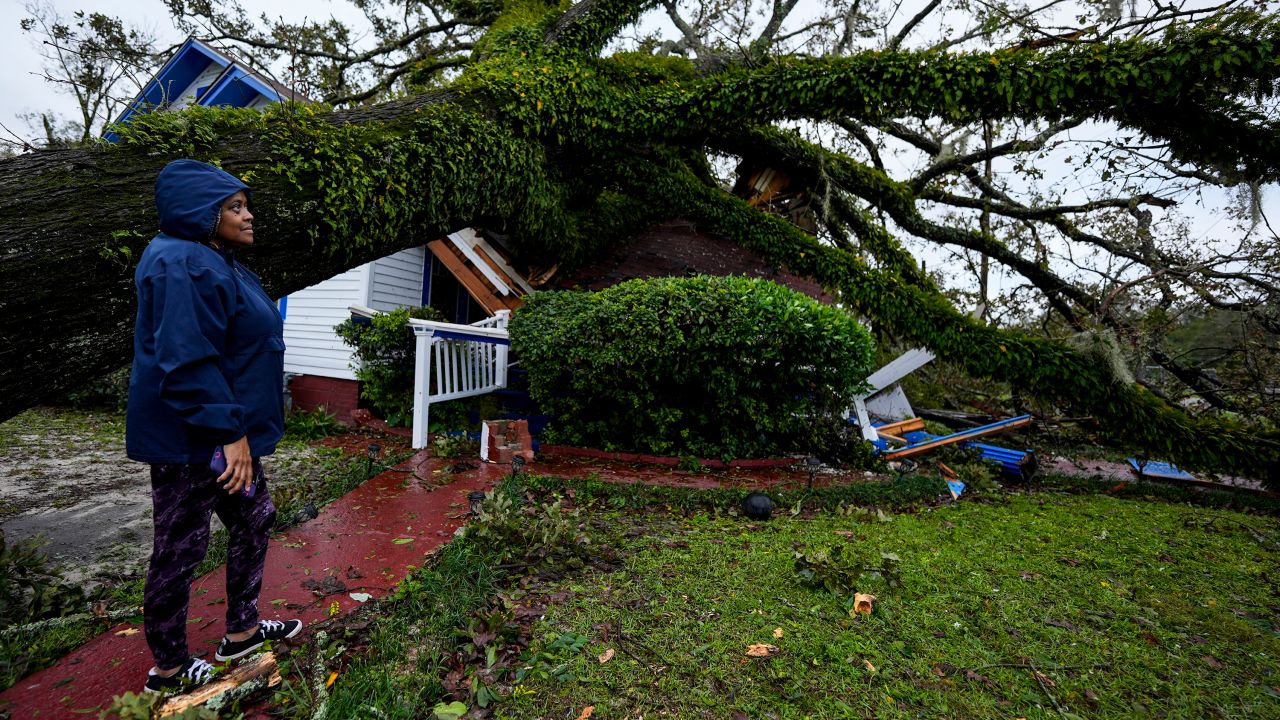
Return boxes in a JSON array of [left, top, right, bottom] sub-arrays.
[[888, 0, 944, 51]]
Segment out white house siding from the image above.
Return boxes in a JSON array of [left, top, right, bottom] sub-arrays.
[[281, 247, 426, 380], [368, 247, 426, 311], [282, 264, 372, 380]]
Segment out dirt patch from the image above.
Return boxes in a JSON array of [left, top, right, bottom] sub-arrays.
[[0, 407, 324, 587]]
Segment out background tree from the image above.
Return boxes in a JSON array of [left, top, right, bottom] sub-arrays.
[[1, 0, 1277, 484], [16, 1, 160, 146]]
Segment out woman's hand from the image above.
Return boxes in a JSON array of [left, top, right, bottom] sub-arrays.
[[218, 436, 254, 494]]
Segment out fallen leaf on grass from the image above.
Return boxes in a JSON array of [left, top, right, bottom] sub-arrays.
[[1084, 688, 1100, 705], [1032, 670, 1056, 688], [115, 628, 139, 637], [834, 530, 856, 537], [1202, 655, 1224, 669], [326, 672, 338, 688], [1058, 557, 1082, 567], [1044, 618, 1078, 631], [575, 706, 594, 720], [746, 644, 779, 657], [963, 669, 996, 688], [853, 593, 876, 615], [773, 627, 784, 639], [863, 659, 876, 672], [597, 648, 615, 664]]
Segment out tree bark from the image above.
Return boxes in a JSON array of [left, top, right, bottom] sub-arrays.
[[0, 131, 459, 420]]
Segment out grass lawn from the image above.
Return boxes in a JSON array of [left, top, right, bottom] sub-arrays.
[[304, 484, 1280, 720], [515, 494, 1279, 719]]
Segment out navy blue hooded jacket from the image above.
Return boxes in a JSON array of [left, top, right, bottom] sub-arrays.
[[126, 159, 285, 463]]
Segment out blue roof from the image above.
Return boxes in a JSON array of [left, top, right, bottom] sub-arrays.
[[104, 36, 289, 142]]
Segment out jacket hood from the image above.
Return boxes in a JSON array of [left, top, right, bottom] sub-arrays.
[[155, 159, 251, 241]]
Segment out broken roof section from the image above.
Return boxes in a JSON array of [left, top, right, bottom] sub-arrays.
[[428, 228, 533, 315]]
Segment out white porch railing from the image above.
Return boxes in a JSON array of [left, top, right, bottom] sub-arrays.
[[407, 310, 511, 448]]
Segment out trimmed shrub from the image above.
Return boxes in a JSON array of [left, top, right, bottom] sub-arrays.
[[334, 306, 444, 426], [510, 275, 875, 458]]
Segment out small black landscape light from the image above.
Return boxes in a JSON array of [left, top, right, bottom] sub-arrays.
[[1134, 452, 1149, 483], [366, 443, 382, 478], [511, 455, 526, 480], [807, 456, 822, 491], [467, 490, 488, 516]]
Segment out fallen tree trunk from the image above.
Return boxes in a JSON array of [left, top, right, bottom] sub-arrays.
[[0, 101, 545, 419]]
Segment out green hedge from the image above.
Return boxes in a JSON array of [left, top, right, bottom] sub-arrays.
[[334, 306, 444, 426], [509, 275, 875, 458]]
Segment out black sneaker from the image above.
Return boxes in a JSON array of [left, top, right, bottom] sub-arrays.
[[144, 656, 217, 694], [214, 618, 303, 661]]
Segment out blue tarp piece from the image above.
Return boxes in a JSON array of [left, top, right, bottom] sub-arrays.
[[1126, 458, 1196, 481], [946, 479, 966, 499]]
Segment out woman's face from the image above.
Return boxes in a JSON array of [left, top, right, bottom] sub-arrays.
[[215, 191, 254, 248]]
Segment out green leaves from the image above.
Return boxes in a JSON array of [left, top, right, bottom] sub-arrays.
[[334, 306, 444, 424], [511, 275, 876, 458]]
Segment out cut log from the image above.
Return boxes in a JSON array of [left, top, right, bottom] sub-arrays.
[[159, 652, 281, 717]]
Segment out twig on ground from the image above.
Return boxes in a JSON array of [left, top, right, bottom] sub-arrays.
[[0, 606, 140, 639], [970, 661, 1111, 672], [1029, 661, 1068, 717]]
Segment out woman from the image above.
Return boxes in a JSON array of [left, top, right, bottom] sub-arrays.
[[127, 159, 301, 693]]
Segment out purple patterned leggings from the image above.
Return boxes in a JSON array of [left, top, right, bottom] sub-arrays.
[[144, 459, 277, 669]]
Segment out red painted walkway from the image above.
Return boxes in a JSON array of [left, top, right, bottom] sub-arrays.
[[0, 452, 507, 720], [0, 445, 820, 719]]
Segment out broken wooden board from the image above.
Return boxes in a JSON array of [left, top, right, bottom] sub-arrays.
[[875, 417, 926, 437], [883, 415, 1034, 461], [159, 652, 281, 717]]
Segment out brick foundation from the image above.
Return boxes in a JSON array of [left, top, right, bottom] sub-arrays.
[[288, 375, 361, 425]]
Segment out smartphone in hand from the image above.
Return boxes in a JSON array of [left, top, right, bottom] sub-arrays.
[[210, 446, 255, 497]]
